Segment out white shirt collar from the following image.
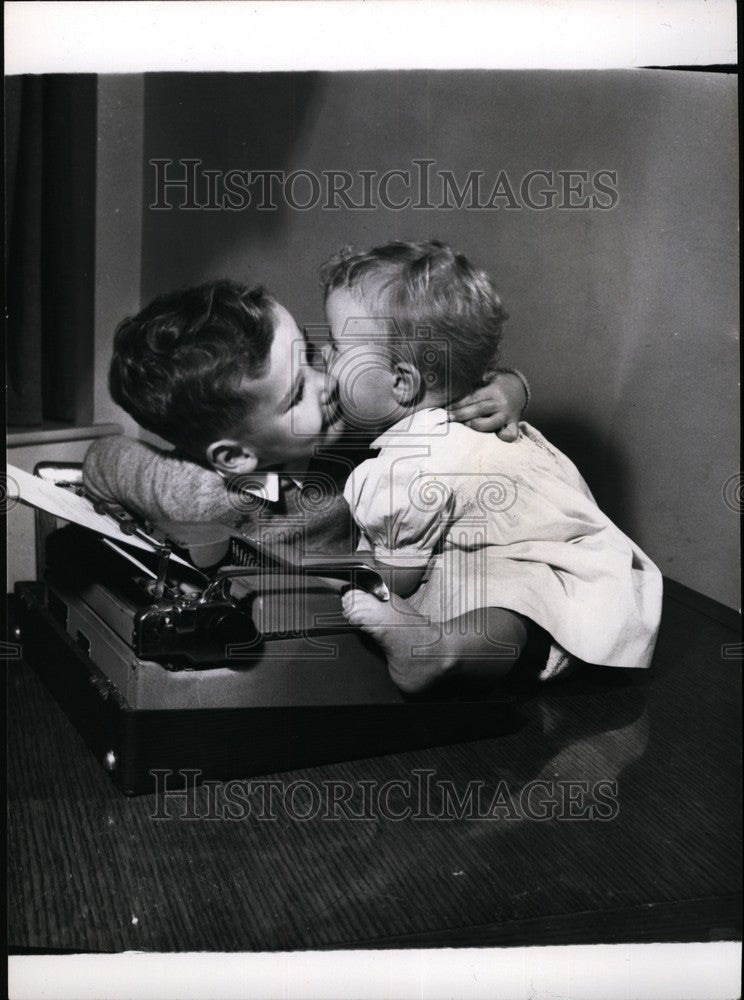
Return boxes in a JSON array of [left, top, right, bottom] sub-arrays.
[[226, 471, 304, 504]]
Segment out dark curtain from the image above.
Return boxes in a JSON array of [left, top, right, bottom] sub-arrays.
[[6, 75, 97, 426]]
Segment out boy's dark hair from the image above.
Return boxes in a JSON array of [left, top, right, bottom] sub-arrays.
[[319, 240, 508, 399], [109, 280, 276, 457]]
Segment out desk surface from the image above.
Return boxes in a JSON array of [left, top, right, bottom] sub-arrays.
[[7, 584, 742, 952]]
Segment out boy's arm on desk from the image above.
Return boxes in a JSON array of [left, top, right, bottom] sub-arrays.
[[83, 436, 237, 525]]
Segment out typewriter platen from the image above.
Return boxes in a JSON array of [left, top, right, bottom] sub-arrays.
[[15, 463, 517, 794]]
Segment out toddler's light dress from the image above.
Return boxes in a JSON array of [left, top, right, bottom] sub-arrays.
[[343, 407, 663, 670]]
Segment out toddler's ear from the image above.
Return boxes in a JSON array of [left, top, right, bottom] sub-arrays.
[[206, 439, 259, 476], [391, 361, 421, 405]]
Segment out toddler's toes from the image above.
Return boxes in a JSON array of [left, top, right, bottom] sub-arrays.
[[341, 588, 367, 624], [346, 608, 364, 627], [341, 588, 386, 629]]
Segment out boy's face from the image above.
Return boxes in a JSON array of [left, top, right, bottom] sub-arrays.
[[210, 303, 344, 474]]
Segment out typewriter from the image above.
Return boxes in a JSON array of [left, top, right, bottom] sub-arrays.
[[14, 463, 518, 794]]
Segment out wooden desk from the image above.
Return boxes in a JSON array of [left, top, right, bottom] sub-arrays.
[[7, 583, 741, 952]]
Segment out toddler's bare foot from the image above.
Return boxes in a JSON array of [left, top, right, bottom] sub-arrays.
[[341, 589, 448, 694], [342, 590, 526, 696]]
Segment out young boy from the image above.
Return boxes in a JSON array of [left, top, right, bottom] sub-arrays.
[[85, 282, 351, 563]]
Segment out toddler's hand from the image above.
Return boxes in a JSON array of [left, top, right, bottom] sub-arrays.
[[447, 371, 527, 440]]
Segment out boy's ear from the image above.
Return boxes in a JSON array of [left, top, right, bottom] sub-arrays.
[[391, 361, 421, 405], [206, 439, 259, 476]]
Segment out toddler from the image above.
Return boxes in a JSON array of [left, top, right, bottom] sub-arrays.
[[321, 241, 663, 696]]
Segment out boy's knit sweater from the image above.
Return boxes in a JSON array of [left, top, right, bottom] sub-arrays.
[[83, 435, 357, 561]]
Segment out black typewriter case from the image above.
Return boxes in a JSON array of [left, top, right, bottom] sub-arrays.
[[15, 525, 521, 795]]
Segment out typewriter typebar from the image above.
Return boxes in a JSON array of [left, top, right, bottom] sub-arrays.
[[129, 541, 391, 666], [42, 513, 393, 669], [132, 562, 389, 664], [134, 595, 259, 664], [39, 523, 404, 700]]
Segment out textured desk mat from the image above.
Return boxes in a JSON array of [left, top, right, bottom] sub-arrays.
[[7, 588, 742, 952]]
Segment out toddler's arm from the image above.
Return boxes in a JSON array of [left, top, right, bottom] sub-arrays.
[[447, 369, 529, 439], [343, 453, 453, 597]]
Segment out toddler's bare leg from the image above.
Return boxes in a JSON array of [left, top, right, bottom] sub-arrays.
[[341, 589, 527, 696]]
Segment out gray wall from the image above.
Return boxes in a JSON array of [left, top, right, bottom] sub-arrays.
[[93, 75, 145, 435], [133, 70, 739, 608]]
